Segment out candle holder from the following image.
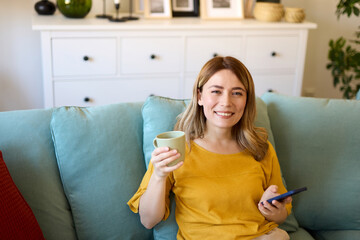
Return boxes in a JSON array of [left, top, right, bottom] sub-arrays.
[[109, 3, 126, 22], [122, 0, 139, 21], [96, 0, 112, 19]]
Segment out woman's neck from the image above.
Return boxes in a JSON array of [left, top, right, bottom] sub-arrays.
[[194, 129, 242, 154]]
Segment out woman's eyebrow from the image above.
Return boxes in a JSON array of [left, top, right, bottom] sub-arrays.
[[233, 87, 246, 92], [208, 85, 223, 89], [208, 85, 245, 92]]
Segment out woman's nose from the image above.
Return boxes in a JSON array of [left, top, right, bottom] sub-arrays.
[[220, 93, 231, 106]]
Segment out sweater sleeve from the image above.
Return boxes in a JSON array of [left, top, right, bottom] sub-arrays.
[[127, 162, 173, 220], [266, 143, 292, 215]]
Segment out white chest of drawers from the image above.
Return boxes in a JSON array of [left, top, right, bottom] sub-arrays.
[[32, 14, 316, 108]]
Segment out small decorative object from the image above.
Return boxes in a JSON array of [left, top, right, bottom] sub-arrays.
[[135, 0, 144, 13], [253, 2, 284, 22], [109, 0, 126, 22], [244, 0, 256, 18], [200, 0, 244, 20], [284, 8, 305, 23], [122, 0, 139, 21], [171, 0, 199, 17], [96, 0, 112, 18], [256, 0, 280, 2], [34, 0, 56, 15], [57, 0, 92, 18], [144, 0, 172, 19]]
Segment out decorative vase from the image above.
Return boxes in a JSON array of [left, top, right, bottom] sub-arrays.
[[34, 0, 56, 15], [57, 0, 92, 18]]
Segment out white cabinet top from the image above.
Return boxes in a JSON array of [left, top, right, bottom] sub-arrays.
[[32, 13, 317, 31]]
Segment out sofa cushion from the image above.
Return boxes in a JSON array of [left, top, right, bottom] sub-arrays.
[[0, 109, 76, 240], [261, 93, 360, 231], [142, 96, 299, 239], [311, 230, 360, 240], [288, 228, 315, 240], [50, 103, 152, 240], [0, 151, 45, 239]]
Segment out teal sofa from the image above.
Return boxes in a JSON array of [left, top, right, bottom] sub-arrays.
[[0, 93, 359, 240]]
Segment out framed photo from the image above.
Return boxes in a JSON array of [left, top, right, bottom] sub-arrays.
[[135, 0, 145, 13], [172, 0, 199, 17], [144, 0, 172, 19], [201, 0, 244, 20]]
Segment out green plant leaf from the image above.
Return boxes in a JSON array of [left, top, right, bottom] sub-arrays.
[[353, 6, 359, 16], [328, 0, 360, 99]]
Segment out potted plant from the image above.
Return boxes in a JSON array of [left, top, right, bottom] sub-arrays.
[[326, 0, 360, 99]]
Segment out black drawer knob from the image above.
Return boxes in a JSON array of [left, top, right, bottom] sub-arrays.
[[83, 56, 90, 61], [213, 53, 218, 58], [267, 89, 273, 92], [84, 97, 91, 102], [271, 52, 277, 57], [150, 54, 156, 59]]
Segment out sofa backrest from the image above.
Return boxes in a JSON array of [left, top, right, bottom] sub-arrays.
[[0, 109, 77, 240], [262, 93, 360, 231]]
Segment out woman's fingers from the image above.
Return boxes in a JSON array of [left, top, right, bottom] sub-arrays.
[[151, 147, 183, 177], [162, 160, 184, 172], [152, 148, 177, 163], [151, 146, 170, 158]]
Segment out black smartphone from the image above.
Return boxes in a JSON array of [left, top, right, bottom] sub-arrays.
[[265, 187, 307, 204]]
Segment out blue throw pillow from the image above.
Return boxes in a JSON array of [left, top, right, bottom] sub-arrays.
[[51, 103, 153, 240], [142, 96, 298, 239]]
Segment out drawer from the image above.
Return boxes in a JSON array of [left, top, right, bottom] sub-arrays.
[[185, 36, 243, 73], [121, 37, 182, 74], [245, 35, 299, 71], [53, 78, 180, 107], [52, 38, 117, 77], [252, 74, 295, 96]]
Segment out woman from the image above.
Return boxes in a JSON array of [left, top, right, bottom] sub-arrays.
[[128, 56, 292, 240]]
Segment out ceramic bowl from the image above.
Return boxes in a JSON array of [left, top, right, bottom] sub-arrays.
[[285, 8, 305, 23], [253, 3, 284, 22]]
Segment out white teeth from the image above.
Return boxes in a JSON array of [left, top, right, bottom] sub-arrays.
[[216, 112, 232, 117]]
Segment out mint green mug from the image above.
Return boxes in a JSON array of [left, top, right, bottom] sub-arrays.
[[153, 131, 185, 167]]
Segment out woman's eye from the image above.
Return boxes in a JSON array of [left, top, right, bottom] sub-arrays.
[[233, 92, 243, 96], [211, 90, 221, 94]]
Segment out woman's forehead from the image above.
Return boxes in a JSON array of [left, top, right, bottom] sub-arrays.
[[203, 69, 245, 88]]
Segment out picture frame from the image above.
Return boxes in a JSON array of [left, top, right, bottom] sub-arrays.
[[200, 0, 244, 20], [135, 0, 145, 13], [172, 0, 200, 17], [144, 0, 172, 19]]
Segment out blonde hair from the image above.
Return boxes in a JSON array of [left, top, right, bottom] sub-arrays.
[[174, 56, 268, 161]]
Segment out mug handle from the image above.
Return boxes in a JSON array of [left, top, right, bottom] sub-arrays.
[[153, 138, 158, 148]]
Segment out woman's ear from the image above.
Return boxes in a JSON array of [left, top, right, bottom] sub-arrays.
[[197, 89, 203, 106]]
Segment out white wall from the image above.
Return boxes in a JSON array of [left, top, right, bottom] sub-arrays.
[[0, 1, 43, 111], [0, 0, 358, 111], [283, 0, 359, 98]]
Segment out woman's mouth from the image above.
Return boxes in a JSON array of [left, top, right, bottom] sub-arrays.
[[215, 111, 233, 117]]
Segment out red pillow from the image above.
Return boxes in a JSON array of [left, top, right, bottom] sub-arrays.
[[0, 151, 45, 239]]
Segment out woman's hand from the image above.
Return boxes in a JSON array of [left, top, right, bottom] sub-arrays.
[[151, 147, 184, 179], [258, 185, 292, 224], [139, 147, 183, 229]]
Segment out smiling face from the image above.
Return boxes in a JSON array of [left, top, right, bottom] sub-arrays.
[[197, 69, 247, 133]]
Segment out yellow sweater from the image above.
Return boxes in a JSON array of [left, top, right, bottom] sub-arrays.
[[128, 141, 291, 240]]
